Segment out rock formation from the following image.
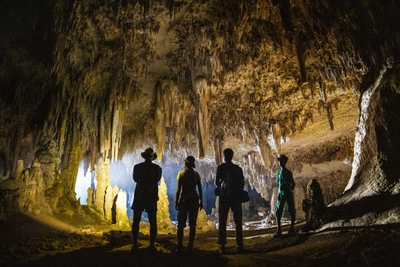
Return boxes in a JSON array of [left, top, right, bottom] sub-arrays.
[[302, 179, 325, 231], [0, 0, 399, 230]]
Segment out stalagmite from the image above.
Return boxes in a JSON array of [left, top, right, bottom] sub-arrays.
[[94, 157, 110, 216], [157, 176, 174, 233], [302, 179, 325, 231], [1, 0, 400, 234], [19, 159, 52, 215], [196, 209, 211, 231], [86, 187, 94, 206], [104, 185, 113, 221], [115, 189, 128, 228]]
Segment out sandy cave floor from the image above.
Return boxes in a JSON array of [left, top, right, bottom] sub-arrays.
[[1, 211, 400, 267]]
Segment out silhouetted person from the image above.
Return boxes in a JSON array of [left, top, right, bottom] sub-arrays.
[[216, 148, 245, 254], [175, 156, 203, 254], [274, 154, 296, 237], [131, 148, 162, 253]]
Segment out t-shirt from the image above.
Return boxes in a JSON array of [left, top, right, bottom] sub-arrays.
[[276, 168, 295, 193], [133, 161, 162, 202], [176, 168, 201, 199]]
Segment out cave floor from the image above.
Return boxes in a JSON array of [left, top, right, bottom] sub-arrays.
[[1, 212, 400, 267]]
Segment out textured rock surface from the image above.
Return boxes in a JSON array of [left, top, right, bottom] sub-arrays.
[[0, 0, 399, 229]]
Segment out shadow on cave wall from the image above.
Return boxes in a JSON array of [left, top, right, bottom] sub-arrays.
[[323, 193, 400, 225]]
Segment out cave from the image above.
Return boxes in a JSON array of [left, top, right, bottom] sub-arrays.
[[1, 0, 400, 266]]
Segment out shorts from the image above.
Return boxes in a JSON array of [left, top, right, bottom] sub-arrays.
[[131, 198, 157, 212], [275, 190, 295, 219]]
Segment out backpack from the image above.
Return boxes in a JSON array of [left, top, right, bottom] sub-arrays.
[[221, 164, 243, 198]]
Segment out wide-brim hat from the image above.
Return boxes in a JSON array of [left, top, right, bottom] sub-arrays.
[[141, 148, 157, 160]]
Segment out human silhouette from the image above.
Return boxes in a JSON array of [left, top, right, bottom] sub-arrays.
[[175, 156, 203, 254], [215, 148, 245, 254], [131, 148, 162, 253], [274, 154, 296, 237]]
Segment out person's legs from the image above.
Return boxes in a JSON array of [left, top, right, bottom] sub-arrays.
[[275, 217, 282, 236], [275, 193, 286, 236], [147, 210, 157, 249], [218, 197, 229, 253], [287, 193, 296, 234], [177, 207, 189, 251], [132, 209, 143, 248], [231, 201, 244, 251], [188, 207, 199, 251]]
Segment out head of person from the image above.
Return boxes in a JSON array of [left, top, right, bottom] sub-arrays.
[[223, 148, 234, 162], [277, 154, 288, 167], [184, 156, 196, 168], [141, 148, 157, 161]]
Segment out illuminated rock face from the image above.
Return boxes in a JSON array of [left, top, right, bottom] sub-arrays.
[[0, 0, 399, 227], [157, 177, 174, 234]]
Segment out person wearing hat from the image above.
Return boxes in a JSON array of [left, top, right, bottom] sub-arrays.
[[175, 156, 203, 254], [216, 148, 246, 254], [274, 154, 296, 237], [131, 148, 162, 253]]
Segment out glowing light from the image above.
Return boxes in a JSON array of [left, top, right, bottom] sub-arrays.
[[75, 162, 92, 204]]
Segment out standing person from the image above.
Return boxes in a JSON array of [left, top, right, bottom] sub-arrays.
[[175, 156, 203, 254], [216, 148, 245, 254], [274, 154, 296, 237], [131, 148, 162, 253]]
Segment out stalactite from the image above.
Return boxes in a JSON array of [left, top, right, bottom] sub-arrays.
[[213, 135, 222, 166], [60, 129, 81, 197], [2, 0, 399, 229], [155, 81, 167, 162], [326, 103, 334, 130], [294, 36, 307, 83], [191, 76, 211, 159], [100, 118, 111, 160], [111, 102, 124, 163]]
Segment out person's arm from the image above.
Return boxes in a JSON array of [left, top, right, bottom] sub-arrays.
[[290, 172, 295, 191], [175, 172, 182, 210], [239, 166, 245, 189], [197, 173, 203, 210], [215, 165, 222, 187], [133, 165, 138, 183], [157, 165, 162, 182], [276, 170, 280, 184]]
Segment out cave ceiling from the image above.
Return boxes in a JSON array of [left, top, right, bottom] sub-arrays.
[[1, 0, 400, 224], [55, 0, 363, 161]]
